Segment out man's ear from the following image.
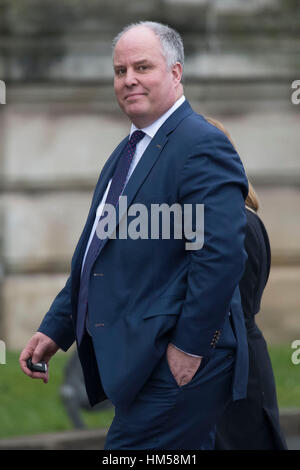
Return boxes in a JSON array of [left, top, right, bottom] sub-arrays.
[[172, 62, 183, 86]]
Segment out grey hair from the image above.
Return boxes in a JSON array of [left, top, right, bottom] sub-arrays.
[[112, 21, 184, 72]]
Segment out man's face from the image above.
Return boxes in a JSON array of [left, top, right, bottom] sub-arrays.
[[113, 26, 182, 128]]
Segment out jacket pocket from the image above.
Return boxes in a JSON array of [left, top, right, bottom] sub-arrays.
[[142, 294, 185, 320]]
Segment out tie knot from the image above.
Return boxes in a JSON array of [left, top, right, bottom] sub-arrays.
[[129, 130, 145, 146]]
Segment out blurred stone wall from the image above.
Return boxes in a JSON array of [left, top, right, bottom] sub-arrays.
[[0, 0, 299, 349]]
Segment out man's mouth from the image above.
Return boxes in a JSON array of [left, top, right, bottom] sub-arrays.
[[124, 93, 145, 100]]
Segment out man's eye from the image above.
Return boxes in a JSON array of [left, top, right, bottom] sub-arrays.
[[138, 65, 148, 71], [116, 69, 126, 76]]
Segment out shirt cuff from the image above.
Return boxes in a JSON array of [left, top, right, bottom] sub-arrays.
[[173, 345, 203, 358]]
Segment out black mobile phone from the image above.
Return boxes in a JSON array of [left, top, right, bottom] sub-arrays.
[[26, 358, 47, 373]]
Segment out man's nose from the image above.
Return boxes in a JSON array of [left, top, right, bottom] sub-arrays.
[[124, 69, 138, 87]]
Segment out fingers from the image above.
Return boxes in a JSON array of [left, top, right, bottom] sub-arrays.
[[19, 349, 49, 382], [166, 343, 202, 386], [19, 339, 38, 378], [19, 332, 57, 383]]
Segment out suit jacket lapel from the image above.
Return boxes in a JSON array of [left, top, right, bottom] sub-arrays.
[[125, 99, 194, 208]]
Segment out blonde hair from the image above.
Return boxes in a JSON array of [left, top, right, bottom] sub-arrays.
[[205, 117, 259, 212]]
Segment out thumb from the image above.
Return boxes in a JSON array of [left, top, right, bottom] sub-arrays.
[[32, 343, 47, 364]]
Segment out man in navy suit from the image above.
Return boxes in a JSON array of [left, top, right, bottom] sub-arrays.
[[20, 21, 249, 449]]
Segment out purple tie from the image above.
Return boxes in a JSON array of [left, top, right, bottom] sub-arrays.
[[76, 130, 145, 344]]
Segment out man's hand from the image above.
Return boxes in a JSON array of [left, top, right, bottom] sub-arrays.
[[166, 343, 202, 387], [19, 332, 59, 384]]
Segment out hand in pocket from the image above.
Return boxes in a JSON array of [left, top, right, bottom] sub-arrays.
[[166, 343, 202, 387]]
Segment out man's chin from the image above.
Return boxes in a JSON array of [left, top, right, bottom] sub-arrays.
[[123, 105, 148, 123]]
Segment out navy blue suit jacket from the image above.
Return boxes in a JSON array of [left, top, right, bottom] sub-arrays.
[[38, 100, 249, 407]]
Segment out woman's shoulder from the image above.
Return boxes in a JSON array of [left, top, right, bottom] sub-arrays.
[[245, 206, 271, 269], [245, 207, 270, 242], [245, 208, 261, 244]]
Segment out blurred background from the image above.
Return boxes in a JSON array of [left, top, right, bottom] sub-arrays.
[[0, 0, 299, 446]]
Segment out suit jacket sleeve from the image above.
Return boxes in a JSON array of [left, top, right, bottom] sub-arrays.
[[171, 128, 248, 358], [37, 275, 75, 351]]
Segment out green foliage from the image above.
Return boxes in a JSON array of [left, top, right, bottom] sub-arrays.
[[268, 344, 300, 408], [0, 346, 299, 439], [0, 350, 114, 439]]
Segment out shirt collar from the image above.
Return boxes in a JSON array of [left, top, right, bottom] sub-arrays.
[[130, 95, 186, 139]]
